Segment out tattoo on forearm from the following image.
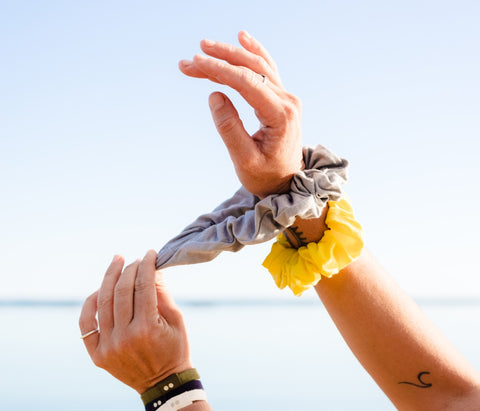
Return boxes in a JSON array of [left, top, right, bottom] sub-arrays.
[[285, 226, 308, 248], [398, 371, 432, 388]]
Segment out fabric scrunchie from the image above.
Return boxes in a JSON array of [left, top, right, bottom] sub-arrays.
[[262, 196, 365, 296], [156, 145, 348, 269]]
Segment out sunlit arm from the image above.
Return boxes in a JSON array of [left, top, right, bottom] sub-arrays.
[[287, 215, 480, 410]]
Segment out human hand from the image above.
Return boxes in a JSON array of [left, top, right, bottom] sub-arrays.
[[179, 30, 303, 198], [79, 250, 192, 394]]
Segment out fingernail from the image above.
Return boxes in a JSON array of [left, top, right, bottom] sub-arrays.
[[112, 255, 121, 263], [209, 93, 225, 110], [242, 30, 252, 39], [202, 38, 215, 47], [179, 59, 193, 68]]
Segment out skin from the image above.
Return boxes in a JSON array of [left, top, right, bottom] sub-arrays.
[[79, 251, 193, 394], [179, 30, 304, 198], [80, 31, 480, 410], [290, 218, 480, 410], [180, 30, 480, 409]]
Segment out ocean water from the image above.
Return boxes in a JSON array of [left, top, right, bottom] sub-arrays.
[[1, 300, 479, 410]]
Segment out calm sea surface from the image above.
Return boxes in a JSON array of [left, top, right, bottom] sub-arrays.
[[1, 300, 479, 410]]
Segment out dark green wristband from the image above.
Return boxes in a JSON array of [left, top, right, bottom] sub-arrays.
[[141, 368, 200, 405]]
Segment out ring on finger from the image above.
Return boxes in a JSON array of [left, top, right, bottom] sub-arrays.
[[80, 328, 99, 339], [258, 74, 268, 84]]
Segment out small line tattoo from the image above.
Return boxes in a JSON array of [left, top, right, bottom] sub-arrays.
[[398, 371, 432, 388], [285, 226, 308, 248]]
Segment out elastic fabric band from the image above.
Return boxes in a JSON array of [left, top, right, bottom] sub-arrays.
[[145, 380, 204, 411], [158, 389, 207, 410], [262, 196, 364, 296], [156, 145, 348, 269], [141, 368, 200, 405]]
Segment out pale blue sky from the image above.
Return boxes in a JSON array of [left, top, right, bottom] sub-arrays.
[[1, 0, 479, 300]]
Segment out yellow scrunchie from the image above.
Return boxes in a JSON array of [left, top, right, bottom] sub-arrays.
[[262, 196, 365, 296]]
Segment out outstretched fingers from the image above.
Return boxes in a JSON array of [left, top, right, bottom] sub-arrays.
[[199, 38, 282, 87], [238, 30, 280, 80], [178, 59, 222, 84], [192, 53, 284, 127]]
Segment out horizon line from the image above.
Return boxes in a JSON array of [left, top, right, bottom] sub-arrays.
[[1, 296, 480, 308]]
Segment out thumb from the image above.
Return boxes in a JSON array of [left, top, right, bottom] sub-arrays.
[[208, 92, 256, 163]]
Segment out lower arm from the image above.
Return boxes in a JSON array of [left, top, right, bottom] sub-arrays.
[[315, 250, 480, 410]]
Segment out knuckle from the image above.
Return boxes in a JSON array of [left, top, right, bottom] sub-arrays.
[[92, 352, 106, 368], [225, 43, 236, 54], [253, 55, 267, 71], [215, 114, 242, 135], [282, 99, 301, 120], [97, 294, 113, 310], [110, 337, 129, 354], [242, 69, 260, 86], [134, 277, 151, 294], [169, 307, 185, 325], [130, 323, 152, 342], [286, 92, 302, 107], [114, 282, 131, 298]]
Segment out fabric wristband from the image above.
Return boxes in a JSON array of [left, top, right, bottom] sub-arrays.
[[141, 368, 200, 406], [158, 389, 208, 410], [263, 195, 364, 296], [145, 380, 204, 411], [156, 144, 348, 269]]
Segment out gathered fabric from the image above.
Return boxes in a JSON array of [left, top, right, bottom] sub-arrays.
[[156, 145, 348, 269], [262, 196, 365, 296]]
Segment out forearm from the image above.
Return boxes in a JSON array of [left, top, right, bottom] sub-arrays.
[[316, 251, 480, 409], [288, 215, 480, 410]]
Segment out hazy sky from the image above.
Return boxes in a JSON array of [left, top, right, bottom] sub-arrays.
[[1, 0, 479, 300]]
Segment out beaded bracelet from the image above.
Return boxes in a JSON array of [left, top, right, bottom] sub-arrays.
[[262, 195, 364, 296]]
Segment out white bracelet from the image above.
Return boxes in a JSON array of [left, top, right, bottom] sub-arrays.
[[158, 389, 207, 410]]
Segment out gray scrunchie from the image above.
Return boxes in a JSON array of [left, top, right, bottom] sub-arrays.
[[156, 145, 348, 269]]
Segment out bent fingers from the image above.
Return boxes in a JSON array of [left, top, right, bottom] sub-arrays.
[[79, 291, 100, 357], [192, 54, 285, 127]]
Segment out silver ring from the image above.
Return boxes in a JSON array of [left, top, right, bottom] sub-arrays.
[[80, 328, 99, 339], [259, 74, 268, 84]]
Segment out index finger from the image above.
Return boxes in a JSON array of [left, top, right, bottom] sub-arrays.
[[133, 250, 159, 323], [192, 54, 284, 127]]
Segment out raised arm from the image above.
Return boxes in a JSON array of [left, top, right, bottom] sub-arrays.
[[182, 31, 480, 409], [289, 217, 480, 410]]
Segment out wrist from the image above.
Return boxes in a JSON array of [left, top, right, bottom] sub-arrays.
[[264, 196, 365, 296], [137, 360, 193, 395], [283, 204, 329, 248], [141, 368, 207, 411]]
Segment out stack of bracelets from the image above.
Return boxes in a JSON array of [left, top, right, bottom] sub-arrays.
[[141, 369, 207, 411]]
